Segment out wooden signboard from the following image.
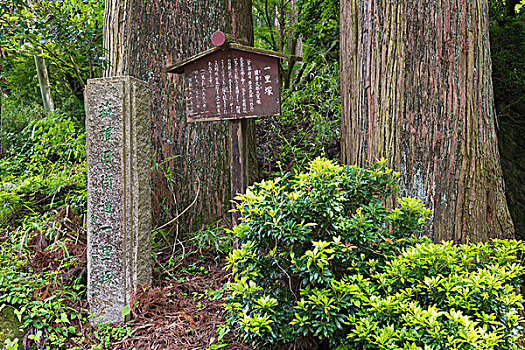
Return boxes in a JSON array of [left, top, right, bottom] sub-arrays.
[[167, 36, 291, 123], [168, 32, 298, 225], [181, 50, 280, 122]]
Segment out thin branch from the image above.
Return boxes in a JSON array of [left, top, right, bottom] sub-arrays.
[[153, 180, 201, 234], [264, 0, 278, 51], [153, 251, 176, 280], [68, 53, 86, 88], [34, 41, 77, 71]]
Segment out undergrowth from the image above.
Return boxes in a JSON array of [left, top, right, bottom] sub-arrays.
[[0, 110, 130, 350], [257, 63, 340, 178]]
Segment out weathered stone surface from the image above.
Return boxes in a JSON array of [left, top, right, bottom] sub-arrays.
[[85, 76, 152, 324]]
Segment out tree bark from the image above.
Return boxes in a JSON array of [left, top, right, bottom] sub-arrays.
[[103, 0, 129, 77], [340, 0, 514, 242], [103, 0, 255, 231], [34, 49, 54, 112]]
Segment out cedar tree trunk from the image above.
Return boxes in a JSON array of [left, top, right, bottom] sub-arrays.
[[103, 0, 255, 231], [340, 0, 514, 242]]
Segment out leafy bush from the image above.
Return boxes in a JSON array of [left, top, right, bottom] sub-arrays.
[[1, 111, 85, 178], [0, 165, 86, 224], [0, 98, 45, 173], [338, 238, 525, 350], [224, 158, 524, 349], [0, 98, 44, 136], [24, 112, 84, 166], [224, 158, 431, 348]]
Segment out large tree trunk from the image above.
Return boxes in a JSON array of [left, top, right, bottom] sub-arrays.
[[103, 1, 255, 232], [340, 0, 514, 242], [103, 0, 128, 77]]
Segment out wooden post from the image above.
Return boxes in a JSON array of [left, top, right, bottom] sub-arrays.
[[213, 31, 250, 225], [229, 119, 250, 225]]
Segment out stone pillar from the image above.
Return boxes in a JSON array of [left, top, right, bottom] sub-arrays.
[[85, 76, 152, 324]]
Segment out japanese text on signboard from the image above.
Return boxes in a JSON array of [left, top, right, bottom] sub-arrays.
[[184, 50, 280, 122]]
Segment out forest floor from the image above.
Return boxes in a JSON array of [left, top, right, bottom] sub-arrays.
[[0, 212, 251, 350], [109, 246, 252, 350]]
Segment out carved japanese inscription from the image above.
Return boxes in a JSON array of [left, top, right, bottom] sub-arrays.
[[183, 49, 280, 122], [85, 76, 152, 324]]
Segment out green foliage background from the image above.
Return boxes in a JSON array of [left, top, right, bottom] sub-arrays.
[[489, 0, 525, 239], [0, 0, 104, 122], [0, 0, 523, 349]]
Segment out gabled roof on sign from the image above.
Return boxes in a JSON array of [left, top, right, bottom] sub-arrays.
[[167, 43, 300, 74]]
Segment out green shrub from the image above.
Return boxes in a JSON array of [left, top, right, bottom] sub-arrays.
[[224, 158, 524, 349], [21, 112, 85, 168], [0, 98, 44, 136], [224, 158, 431, 348], [339, 239, 524, 350], [0, 111, 85, 179]]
